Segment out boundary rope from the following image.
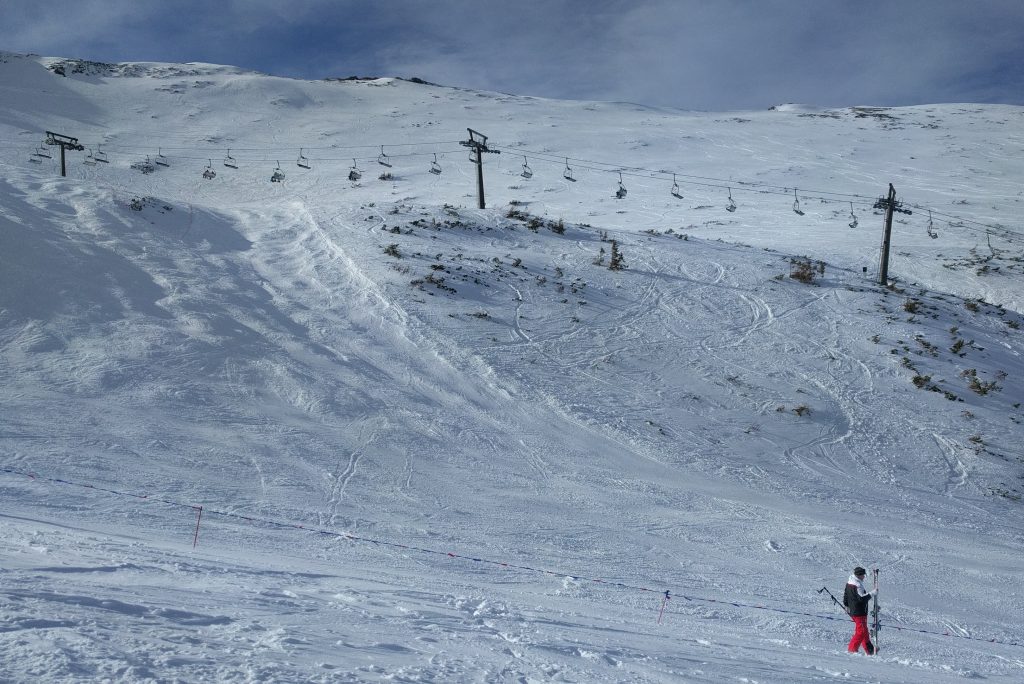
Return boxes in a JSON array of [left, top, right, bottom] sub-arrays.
[[2, 466, 1022, 650]]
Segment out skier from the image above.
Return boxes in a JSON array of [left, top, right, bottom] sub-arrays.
[[843, 566, 877, 654]]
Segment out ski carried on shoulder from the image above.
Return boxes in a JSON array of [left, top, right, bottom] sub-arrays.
[[870, 568, 880, 654]]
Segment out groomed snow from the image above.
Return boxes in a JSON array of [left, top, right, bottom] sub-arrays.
[[1, 52, 1023, 682]]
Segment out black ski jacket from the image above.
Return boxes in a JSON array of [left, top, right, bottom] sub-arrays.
[[844, 576, 873, 616]]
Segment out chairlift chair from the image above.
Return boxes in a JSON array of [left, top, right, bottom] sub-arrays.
[[223, 149, 238, 169], [94, 145, 109, 163], [155, 147, 170, 167], [202, 159, 217, 179], [429, 153, 442, 175], [792, 188, 805, 216], [377, 146, 392, 168], [725, 187, 737, 212], [927, 210, 938, 239], [131, 156, 156, 174], [270, 161, 285, 183], [34, 144, 52, 159], [83, 148, 97, 166], [563, 158, 576, 182], [296, 148, 311, 169], [848, 202, 858, 229], [615, 173, 627, 199], [671, 174, 683, 199], [521, 156, 533, 179], [28, 150, 42, 164], [349, 158, 362, 181]]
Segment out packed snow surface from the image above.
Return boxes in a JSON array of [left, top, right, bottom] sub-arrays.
[[2, 52, 1023, 682]]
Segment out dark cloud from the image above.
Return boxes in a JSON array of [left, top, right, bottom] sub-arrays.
[[2, 0, 1022, 109]]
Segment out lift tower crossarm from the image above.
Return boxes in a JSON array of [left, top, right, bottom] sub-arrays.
[[44, 131, 85, 177], [460, 129, 500, 209]]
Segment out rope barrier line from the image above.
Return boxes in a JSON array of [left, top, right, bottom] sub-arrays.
[[2, 466, 1022, 649]]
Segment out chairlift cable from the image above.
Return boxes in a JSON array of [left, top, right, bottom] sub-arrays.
[[54, 139, 467, 154], [491, 147, 1020, 238], [496, 145, 878, 202], [10, 131, 1018, 240]]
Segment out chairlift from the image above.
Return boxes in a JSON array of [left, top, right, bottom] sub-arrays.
[[671, 173, 683, 199], [521, 156, 533, 179], [34, 144, 52, 159], [28, 149, 42, 164], [725, 187, 737, 212], [155, 147, 170, 167], [848, 202, 858, 229], [927, 210, 938, 239], [131, 156, 156, 174], [223, 149, 238, 169], [377, 146, 392, 168], [615, 173, 627, 199], [563, 158, 576, 182], [83, 147, 97, 166], [348, 158, 362, 181], [202, 159, 217, 179], [792, 188, 805, 216], [429, 153, 442, 175], [296, 148, 311, 169], [94, 145, 109, 163], [270, 161, 285, 183]]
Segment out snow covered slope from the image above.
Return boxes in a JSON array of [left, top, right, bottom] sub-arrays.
[[1, 52, 1023, 682]]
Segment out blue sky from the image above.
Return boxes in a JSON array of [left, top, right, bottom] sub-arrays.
[[2, 0, 1023, 110]]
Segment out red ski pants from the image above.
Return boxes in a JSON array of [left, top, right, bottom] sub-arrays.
[[848, 614, 874, 654]]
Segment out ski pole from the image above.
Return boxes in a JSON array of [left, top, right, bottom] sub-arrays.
[[817, 586, 848, 613]]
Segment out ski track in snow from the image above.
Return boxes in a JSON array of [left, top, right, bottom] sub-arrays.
[[0, 53, 1023, 682]]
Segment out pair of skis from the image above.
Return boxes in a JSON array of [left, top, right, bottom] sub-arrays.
[[870, 568, 880, 654]]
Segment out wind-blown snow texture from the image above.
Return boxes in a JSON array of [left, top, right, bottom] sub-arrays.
[[2, 52, 1023, 682]]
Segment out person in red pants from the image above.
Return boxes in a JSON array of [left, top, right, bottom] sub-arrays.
[[844, 566, 877, 654]]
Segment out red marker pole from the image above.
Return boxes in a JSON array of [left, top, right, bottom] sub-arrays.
[[192, 506, 203, 548], [657, 591, 671, 624]]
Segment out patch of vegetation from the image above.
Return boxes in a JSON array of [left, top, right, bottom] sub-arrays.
[[789, 257, 824, 284], [990, 487, 1022, 502], [915, 335, 939, 356], [961, 368, 1000, 395], [608, 240, 626, 271]]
